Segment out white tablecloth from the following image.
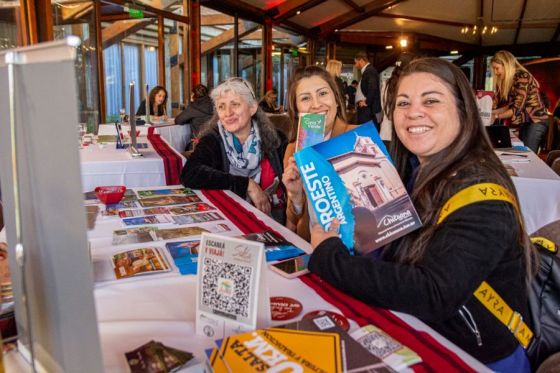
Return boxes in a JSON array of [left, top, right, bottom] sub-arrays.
[[501, 150, 560, 234], [98, 123, 190, 153], [89, 187, 489, 373], [79, 139, 186, 193]]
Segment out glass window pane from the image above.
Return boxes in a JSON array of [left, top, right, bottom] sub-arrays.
[[0, 0, 21, 50], [51, 0, 99, 130], [103, 44, 122, 122], [164, 17, 185, 117], [123, 44, 140, 113], [144, 47, 158, 91]]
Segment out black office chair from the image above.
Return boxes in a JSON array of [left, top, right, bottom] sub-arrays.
[[546, 150, 560, 166], [552, 158, 560, 177]]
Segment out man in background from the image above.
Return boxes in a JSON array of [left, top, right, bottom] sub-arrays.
[[346, 80, 358, 110], [354, 51, 382, 129]]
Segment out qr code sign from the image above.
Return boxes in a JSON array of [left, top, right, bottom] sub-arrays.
[[357, 331, 401, 359], [313, 316, 336, 330], [201, 257, 252, 318]]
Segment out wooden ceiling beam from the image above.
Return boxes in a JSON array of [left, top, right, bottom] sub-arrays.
[[278, 20, 312, 37], [60, 3, 93, 21], [201, 22, 261, 54], [338, 0, 364, 13], [102, 18, 157, 48], [338, 31, 473, 51], [513, 0, 528, 45], [375, 12, 473, 28], [201, 0, 267, 25], [552, 24, 560, 42], [313, 0, 407, 37], [201, 14, 234, 26], [267, 0, 327, 22]]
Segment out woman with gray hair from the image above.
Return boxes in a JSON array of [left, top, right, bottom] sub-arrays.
[[180, 77, 287, 223]]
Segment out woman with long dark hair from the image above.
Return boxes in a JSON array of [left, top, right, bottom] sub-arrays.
[[309, 58, 535, 371]]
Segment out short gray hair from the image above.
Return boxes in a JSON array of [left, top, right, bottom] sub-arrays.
[[210, 77, 257, 107]]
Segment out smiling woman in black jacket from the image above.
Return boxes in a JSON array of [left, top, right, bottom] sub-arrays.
[[180, 78, 287, 224], [309, 58, 536, 371]]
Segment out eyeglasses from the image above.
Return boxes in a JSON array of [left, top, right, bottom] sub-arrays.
[[226, 77, 256, 100]]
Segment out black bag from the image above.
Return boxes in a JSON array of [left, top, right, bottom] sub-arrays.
[[526, 236, 560, 369]]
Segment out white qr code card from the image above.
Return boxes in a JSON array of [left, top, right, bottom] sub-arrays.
[[195, 233, 270, 339]]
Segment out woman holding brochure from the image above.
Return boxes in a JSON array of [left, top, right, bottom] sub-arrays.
[[282, 66, 356, 240], [309, 58, 535, 371], [180, 77, 287, 223]]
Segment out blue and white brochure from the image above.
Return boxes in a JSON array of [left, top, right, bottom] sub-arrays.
[[294, 122, 422, 255]]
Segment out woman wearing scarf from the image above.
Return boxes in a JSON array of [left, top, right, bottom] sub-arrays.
[[180, 77, 287, 224]]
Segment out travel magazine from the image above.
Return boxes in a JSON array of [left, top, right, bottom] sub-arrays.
[[294, 122, 422, 255]]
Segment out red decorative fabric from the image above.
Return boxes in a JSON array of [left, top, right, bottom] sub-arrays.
[[147, 132, 182, 185], [202, 189, 478, 373]]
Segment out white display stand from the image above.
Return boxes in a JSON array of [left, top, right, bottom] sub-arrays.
[[0, 38, 103, 372]]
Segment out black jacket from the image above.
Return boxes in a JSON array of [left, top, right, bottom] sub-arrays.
[[136, 100, 165, 116], [174, 96, 214, 138], [180, 126, 287, 200], [309, 195, 529, 363], [357, 64, 381, 124]]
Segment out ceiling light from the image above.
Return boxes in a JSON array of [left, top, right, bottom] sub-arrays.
[[450, 50, 459, 55], [460, 17, 498, 36], [399, 38, 407, 48], [296, 10, 301, 15], [385, 45, 393, 50]]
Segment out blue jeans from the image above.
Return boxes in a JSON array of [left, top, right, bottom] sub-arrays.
[[487, 345, 531, 373], [520, 121, 548, 153]]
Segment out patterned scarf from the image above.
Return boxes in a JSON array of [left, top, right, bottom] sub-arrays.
[[218, 120, 262, 183]]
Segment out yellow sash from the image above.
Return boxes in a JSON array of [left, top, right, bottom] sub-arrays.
[[437, 182, 547, 349]]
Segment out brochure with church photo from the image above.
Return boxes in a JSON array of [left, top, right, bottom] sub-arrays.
[[295, 113, 326, 151], [294, 122, 422, 255]]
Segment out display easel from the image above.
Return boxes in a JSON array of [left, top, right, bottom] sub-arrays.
[[0, 37, 103, 372]]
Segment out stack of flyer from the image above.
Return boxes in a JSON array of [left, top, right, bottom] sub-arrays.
[[206, 313, 393, 372], [294, 123, 422, 255]]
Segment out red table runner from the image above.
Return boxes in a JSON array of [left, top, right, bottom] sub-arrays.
[[201, 189, 478, 373], [147, 127, 182, 185]]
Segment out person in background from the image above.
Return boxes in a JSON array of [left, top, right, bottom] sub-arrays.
[[259, 88, 284, 114], [136, 85, 168, 122], [380, 53, 417, 142], [326, 59, 346, 101], [180, 78, 287, 223], [354, 51, 382, 128], [491, 50, 548, 153], [346, 80, 358, 110], [281, 66, 356, 241], [175, 84, 214, 149], [308, 58, 535, 372]]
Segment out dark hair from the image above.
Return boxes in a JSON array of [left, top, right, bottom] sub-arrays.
[[149, 85, 168, 112], [351, 80, 358, 85], [286, 66, 347, 142], [193, 84, 209, 99], [386, 57, 534, 278], [354, 50, 368, 61], [266, 88, 278, 96]]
